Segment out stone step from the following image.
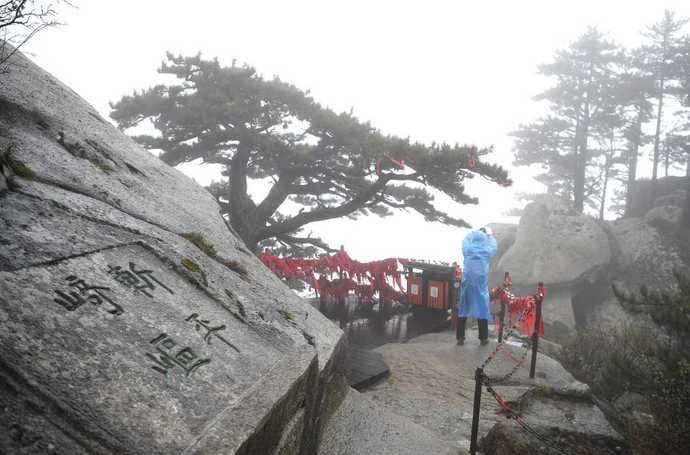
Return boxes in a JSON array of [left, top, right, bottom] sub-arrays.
[[318, 389, 462, 455]]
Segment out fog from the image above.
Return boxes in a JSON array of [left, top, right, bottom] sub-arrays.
[[20, 0, 690, 262]]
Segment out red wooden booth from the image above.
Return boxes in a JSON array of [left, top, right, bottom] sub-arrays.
[[405, 262, 462, 317]]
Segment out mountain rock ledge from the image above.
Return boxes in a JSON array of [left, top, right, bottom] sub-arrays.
[[0, 48, 346, 455]]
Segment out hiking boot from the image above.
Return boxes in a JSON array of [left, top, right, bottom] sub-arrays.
[[480, 339, 489, 346], [457, 339, 464, 345]]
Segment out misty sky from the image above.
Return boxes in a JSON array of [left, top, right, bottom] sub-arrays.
[[21, 0, 690, 264]]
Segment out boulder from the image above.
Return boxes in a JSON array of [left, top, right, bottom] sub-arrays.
[[644, 204, 682, 230], [626, 176, 689, 218], [0, 48, 346, 454], [480, 421, 627, 455], [498, 197, 611, 287], [589, 297, 636, 328], [654, 190, 687, 209], [496, 196, 611, 331], [609, 217, 687, 294], [614, 392, 651, 416], [481, 377, 626, 455], [486, 223, 518, 262]]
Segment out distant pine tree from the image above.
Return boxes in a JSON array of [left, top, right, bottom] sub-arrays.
[[638, 11, 689, 185], [512, 28, 621, 213]]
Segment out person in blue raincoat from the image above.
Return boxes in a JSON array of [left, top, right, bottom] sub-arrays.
[[457, 227, 497, 345]]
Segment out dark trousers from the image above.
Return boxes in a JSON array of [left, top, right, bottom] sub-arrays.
[[456, 317, 489, 341]]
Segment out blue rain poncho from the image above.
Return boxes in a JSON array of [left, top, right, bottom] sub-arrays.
[[458, 230, 498, 320]]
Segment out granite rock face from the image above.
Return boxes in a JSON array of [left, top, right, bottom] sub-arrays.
[[359, 330, 621, 454], [496, 197, 611, 331], [493, 192, 688, 336], [0, 48, 345, 454], [608, 217, 687, 295], [625, 176, 688, 218], [643, 204, 683, 231], [498, 197, 611, 287]]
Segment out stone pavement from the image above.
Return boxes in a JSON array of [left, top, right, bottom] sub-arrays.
[[319, 329, 621, 455]]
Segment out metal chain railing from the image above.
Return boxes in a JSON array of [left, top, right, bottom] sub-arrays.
[[466, 278, 620, 455], [479, 304, 533, 371], [492, 342, 531, 384], [484, 377, 573, 455], [469, 279, 564, 455]]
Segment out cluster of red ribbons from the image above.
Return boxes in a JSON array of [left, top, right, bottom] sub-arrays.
[[375, 152, 406, 177], [490, 277, 545, 337], [260, 248, 409, 303]]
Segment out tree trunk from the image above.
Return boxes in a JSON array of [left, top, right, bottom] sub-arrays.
[[599, 143, 612, 221], [664, 142, 670, 177], [652, 78, 665, 183], [574, 68, 595, 214], [599, 174, 608, 220], [624, 109, 643, 217], [680, 177, 690, 229], [684, 159, 690, 230], [574, 122, 589, 213], [228, 143, 253, 246]]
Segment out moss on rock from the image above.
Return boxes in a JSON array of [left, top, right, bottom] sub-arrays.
[[181, 232, 217, 257], [181, 257, 201, 273]]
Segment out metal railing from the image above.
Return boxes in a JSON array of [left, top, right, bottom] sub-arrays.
[[469, 280, 547, 455]]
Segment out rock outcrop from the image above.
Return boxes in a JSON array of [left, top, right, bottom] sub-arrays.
[[492, 188, 689, 340], [359, 330, 624, 455], [625, 176, 688, 218], [498, 196, 611, 288], [0, 48, 346, 454], [496, 196, 611, 331]]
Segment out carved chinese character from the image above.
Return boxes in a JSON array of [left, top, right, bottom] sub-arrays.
[[106, 263, 174, 298], [146, 333, 211, 378], [53, 289, 86, 311], [53, 275, 123, 315], [186, 313, 240, 353]]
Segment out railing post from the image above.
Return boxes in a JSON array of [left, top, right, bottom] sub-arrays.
[[498, 301, 506, 343], [470, 366, 483, 455], [529, 283, 544, 379]]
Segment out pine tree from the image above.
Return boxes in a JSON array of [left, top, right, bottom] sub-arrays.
[[614, 50, 654, 216], [661, 133, 689, 177], [677, 36, 690, 229], [512, 116, 577, 201], [512, 28, 621, 213], [591, 127, 625, 220], [639, 10, 688, 186], [110, 54, 511, 252]]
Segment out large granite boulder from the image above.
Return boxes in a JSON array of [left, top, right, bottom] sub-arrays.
[[497, 196, 611, 330], [589, 217, 690, 330], [498, 197, 611, 287], [494, 191, 689, 337], [625, 176, 688, 218], [643, 204, 683, 231], [487, 223, 518, 261], [609, 217, 687, 294], [0, 48, 346, 454]]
